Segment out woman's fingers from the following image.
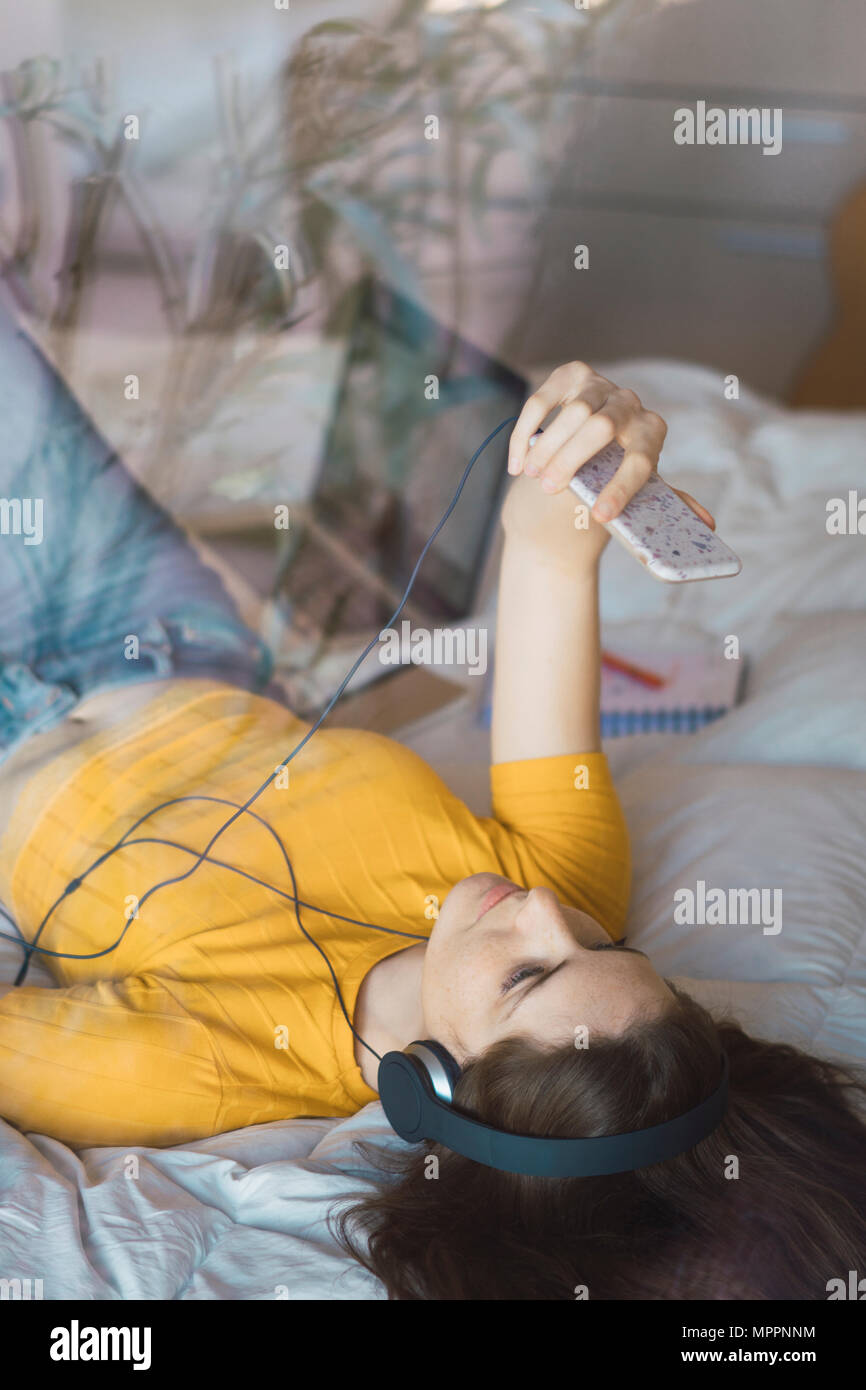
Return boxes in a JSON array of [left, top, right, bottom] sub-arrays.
[[532, 389, 651, 500], [525, 387, 614, 484], [508, 361, 598, 475], [672, 487, 716, 530], [509, 364, 715, 532], [590, 404, 666, 520]]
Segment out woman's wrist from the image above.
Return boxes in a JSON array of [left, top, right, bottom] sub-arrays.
[[501, 522, 605, 582], [500, 471, 610, 574]]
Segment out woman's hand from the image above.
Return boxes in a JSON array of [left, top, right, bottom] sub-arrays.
[[501, 361, 715, 567]]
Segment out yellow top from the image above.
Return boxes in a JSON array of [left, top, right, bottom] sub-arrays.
[[0, 679, 630, 1147]]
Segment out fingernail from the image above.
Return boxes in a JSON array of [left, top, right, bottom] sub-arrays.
[[595, 502, 613, 520], [508, 455, 519, 475], [541, 477, 557, 493]]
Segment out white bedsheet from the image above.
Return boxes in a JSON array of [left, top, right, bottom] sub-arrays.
[[1, 358, 865, 1299]]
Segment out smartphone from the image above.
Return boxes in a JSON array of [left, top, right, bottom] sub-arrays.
[[528, 433, 742, 583]]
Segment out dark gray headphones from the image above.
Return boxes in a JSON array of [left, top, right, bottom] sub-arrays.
[[378, 1040, 730, 1177]]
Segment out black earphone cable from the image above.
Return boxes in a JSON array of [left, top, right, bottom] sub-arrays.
[[4, 414, 520, 1064], [2, 794, 429, 1061]]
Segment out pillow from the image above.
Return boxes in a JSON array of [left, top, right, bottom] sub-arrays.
[[665, 976, 862, 1067], [747, 411, 866, 503], [592, 357, 783, 436], [657, 491, 866, 648], [674, 611, 866, 770], [620, 761, 865, 1021]]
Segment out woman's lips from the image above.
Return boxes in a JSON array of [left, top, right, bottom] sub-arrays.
[[475, 881, 522, 922]]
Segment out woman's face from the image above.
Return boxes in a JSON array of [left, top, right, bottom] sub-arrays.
[[421, 873, 673, 1064]]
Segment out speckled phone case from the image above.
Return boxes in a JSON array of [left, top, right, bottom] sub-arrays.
[[567, 441, 742, 583]]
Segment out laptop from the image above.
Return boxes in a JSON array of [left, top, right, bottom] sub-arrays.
[[275, 277, 528, 714]]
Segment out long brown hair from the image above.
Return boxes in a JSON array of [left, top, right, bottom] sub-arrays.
[[329, 983, 866, 1299]]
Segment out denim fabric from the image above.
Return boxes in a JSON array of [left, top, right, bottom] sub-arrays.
[[0, 297, 275, 762]]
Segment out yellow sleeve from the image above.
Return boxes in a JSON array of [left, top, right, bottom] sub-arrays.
[[0, 974, 224, 1147], [482, 751, 631, 940]]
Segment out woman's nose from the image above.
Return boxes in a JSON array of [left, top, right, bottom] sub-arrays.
[[514, 885, 572, 938]]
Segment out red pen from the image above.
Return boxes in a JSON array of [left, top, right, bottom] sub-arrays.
[[601, 650, 667, 689]]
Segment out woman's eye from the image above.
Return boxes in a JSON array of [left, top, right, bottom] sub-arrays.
[[502, 964, 545, 994]]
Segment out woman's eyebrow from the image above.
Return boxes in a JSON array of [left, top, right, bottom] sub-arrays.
[[508, 943, 647, 1014]]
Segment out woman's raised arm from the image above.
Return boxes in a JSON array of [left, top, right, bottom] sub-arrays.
[[491, 362, 713, 765]]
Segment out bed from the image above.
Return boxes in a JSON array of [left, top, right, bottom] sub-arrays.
[[1, 346, 865, 1299]]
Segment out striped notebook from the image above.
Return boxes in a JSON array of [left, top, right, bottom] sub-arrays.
[[477, 646, 745, 735], [599, 647, 745, 736]]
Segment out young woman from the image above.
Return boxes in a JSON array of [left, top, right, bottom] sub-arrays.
[[0, 299, 864, 1300]]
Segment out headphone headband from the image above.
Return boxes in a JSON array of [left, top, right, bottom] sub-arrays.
[[378, 1043, 730, 1178]]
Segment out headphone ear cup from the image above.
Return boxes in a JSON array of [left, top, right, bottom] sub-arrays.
[[377, 1040, 463, 1144], [377, 1050, 429, 1142], [415, 1039, 462, 1095]]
